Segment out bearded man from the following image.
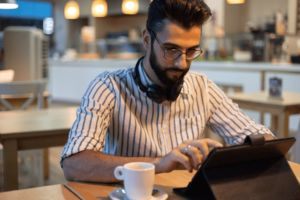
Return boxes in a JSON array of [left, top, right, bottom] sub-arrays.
[[61, 0, 275, 182]]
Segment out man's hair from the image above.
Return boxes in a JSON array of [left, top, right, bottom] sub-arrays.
[[146, 0, 212, 42]]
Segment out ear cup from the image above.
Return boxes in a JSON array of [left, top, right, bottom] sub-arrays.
[[167, 84, 183, 102], [133, 57, 148, 93], [146, 84, 166, 104]]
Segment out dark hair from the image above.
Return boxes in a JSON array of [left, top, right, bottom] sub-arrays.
[[147, 0, 211, 44]]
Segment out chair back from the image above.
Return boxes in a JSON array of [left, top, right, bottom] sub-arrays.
[[0, 79, 48, 110], [0, 69, 14, 83]]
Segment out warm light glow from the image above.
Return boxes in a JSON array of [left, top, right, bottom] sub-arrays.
[[122, 0, 138, 15], [64, 1, 80, 19], [68, 7, 76, 14], [96, 5, 104, 12], [0, 3, 18, 9], [92, 0, 107, 17], [227, 0, 244, 4], [125, 1, 134, 9]]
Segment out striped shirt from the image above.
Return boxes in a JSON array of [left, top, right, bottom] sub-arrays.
[[60, 60, 274, 167]]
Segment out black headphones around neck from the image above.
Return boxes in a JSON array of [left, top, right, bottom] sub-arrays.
[[133, 57, 183, 104]]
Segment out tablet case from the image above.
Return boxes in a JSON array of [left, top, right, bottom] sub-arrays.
[[173, 135, 300, 200]]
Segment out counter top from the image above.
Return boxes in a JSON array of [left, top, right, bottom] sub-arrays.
[[50, 60, 300, 73]]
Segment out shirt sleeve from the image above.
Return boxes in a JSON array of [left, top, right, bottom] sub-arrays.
[[206, 79, 275, 145], [60, 75, 116, 168]]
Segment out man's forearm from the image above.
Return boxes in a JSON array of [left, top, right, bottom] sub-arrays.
[[62, 150, 161, 183]]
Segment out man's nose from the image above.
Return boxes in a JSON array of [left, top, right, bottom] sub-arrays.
[[175, 53, 188, 70]]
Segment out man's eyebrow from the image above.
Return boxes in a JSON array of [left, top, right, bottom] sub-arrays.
[[162, 42, 200, 49]]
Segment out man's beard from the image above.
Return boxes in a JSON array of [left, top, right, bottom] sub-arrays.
[[149, 44, 190, 89]]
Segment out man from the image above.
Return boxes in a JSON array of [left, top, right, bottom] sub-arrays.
[[61, 0, 275, 182]]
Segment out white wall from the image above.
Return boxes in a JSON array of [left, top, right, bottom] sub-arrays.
[[205, 0, 225, 27], [224, 1, 247, 34], [288, 0, 297, 34], [245, 0, 287, 22], [204, 0, 289, 35], [203, 0, 225, 37]]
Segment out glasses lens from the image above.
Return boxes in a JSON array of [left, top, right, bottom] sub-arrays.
[[165, 48, 203, 60], [165, 49, 182, 60], [189, 50, 202, 60]]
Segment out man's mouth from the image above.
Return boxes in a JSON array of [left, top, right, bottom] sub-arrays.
[[169, 69, 184, 76]]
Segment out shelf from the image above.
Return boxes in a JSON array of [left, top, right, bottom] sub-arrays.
[[103, 38, 143, 45]]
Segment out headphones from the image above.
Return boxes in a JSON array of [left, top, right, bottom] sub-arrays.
[[133, 57, 183, 104]]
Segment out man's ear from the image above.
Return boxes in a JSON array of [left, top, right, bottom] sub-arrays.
[[142, 28, 151, 52]]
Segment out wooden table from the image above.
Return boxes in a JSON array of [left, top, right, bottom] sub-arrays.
[[227, 91, 300, 139], [0, 107, 77, 191], [0, 161, 299, 199], [0, 91, 51, 179]]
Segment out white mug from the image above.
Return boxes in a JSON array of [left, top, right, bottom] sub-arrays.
[[114, 162, 155, 200]]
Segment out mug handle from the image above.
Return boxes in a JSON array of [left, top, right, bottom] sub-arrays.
[[114, 166, 124, 180]]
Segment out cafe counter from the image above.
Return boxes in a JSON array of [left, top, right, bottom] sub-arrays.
[[49, 59, 300, 130]]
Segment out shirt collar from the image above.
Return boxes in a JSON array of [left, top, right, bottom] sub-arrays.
[[138, 59, 192, 95]]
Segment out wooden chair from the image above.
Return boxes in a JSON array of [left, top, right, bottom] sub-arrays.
[[0, 147, 44, 187], [0, 79, 48, 187], [0, 69, 14, 83], [0, 79, 47, 110], [216, 83, 243, 94]]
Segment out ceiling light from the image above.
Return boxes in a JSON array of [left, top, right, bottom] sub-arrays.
[[122, 0, 138, 15], [92, 0, 107, 17], [227, 0, 245, 4], [0, 0, 18, 9], [64, 1, 80, 19]]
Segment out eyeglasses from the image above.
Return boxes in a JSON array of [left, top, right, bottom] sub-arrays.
[[149, 29, 203, 61]]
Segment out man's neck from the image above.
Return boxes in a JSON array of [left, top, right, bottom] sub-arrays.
[[141, 56, 167, 90]]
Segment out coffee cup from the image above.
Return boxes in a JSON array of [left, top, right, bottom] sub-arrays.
[[114, 162, 155, 200]]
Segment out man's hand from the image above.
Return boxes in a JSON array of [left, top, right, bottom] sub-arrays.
[[154, 139, 223, 174], [263, 134, 276, 141], [62, 139, 223, 182]]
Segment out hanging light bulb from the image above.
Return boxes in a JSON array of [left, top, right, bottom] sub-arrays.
[[92, 0, 107, 17], [0, 0, 18, 9], [65, 1, 80, 19], [227, 0, 244, 4], [122, 0, 139, 15]]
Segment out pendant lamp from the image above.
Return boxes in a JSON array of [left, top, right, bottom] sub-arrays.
[[0, 0, 18, 9], [65, 1, 80, 19], [122, 0, 139, 15], [227, 0, 245, 4], [92, 0, 107, 17]]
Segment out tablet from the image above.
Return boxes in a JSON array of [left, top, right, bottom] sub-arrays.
[[173, 137, 300, 200]]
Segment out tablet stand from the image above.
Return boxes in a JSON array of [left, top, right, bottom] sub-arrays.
[[173, 135, 300, 200]]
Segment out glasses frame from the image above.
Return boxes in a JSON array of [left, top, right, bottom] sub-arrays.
[[148, 29, 203, 61]]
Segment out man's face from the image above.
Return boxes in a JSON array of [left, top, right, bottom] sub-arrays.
[[148, 20, 201, 88]]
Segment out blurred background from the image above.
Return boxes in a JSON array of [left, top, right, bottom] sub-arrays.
[[1, 0, 299, 63], [1, 0, 300, 192]]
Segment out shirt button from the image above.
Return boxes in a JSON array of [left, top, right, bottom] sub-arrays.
[[160, 128, 163, 132]]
